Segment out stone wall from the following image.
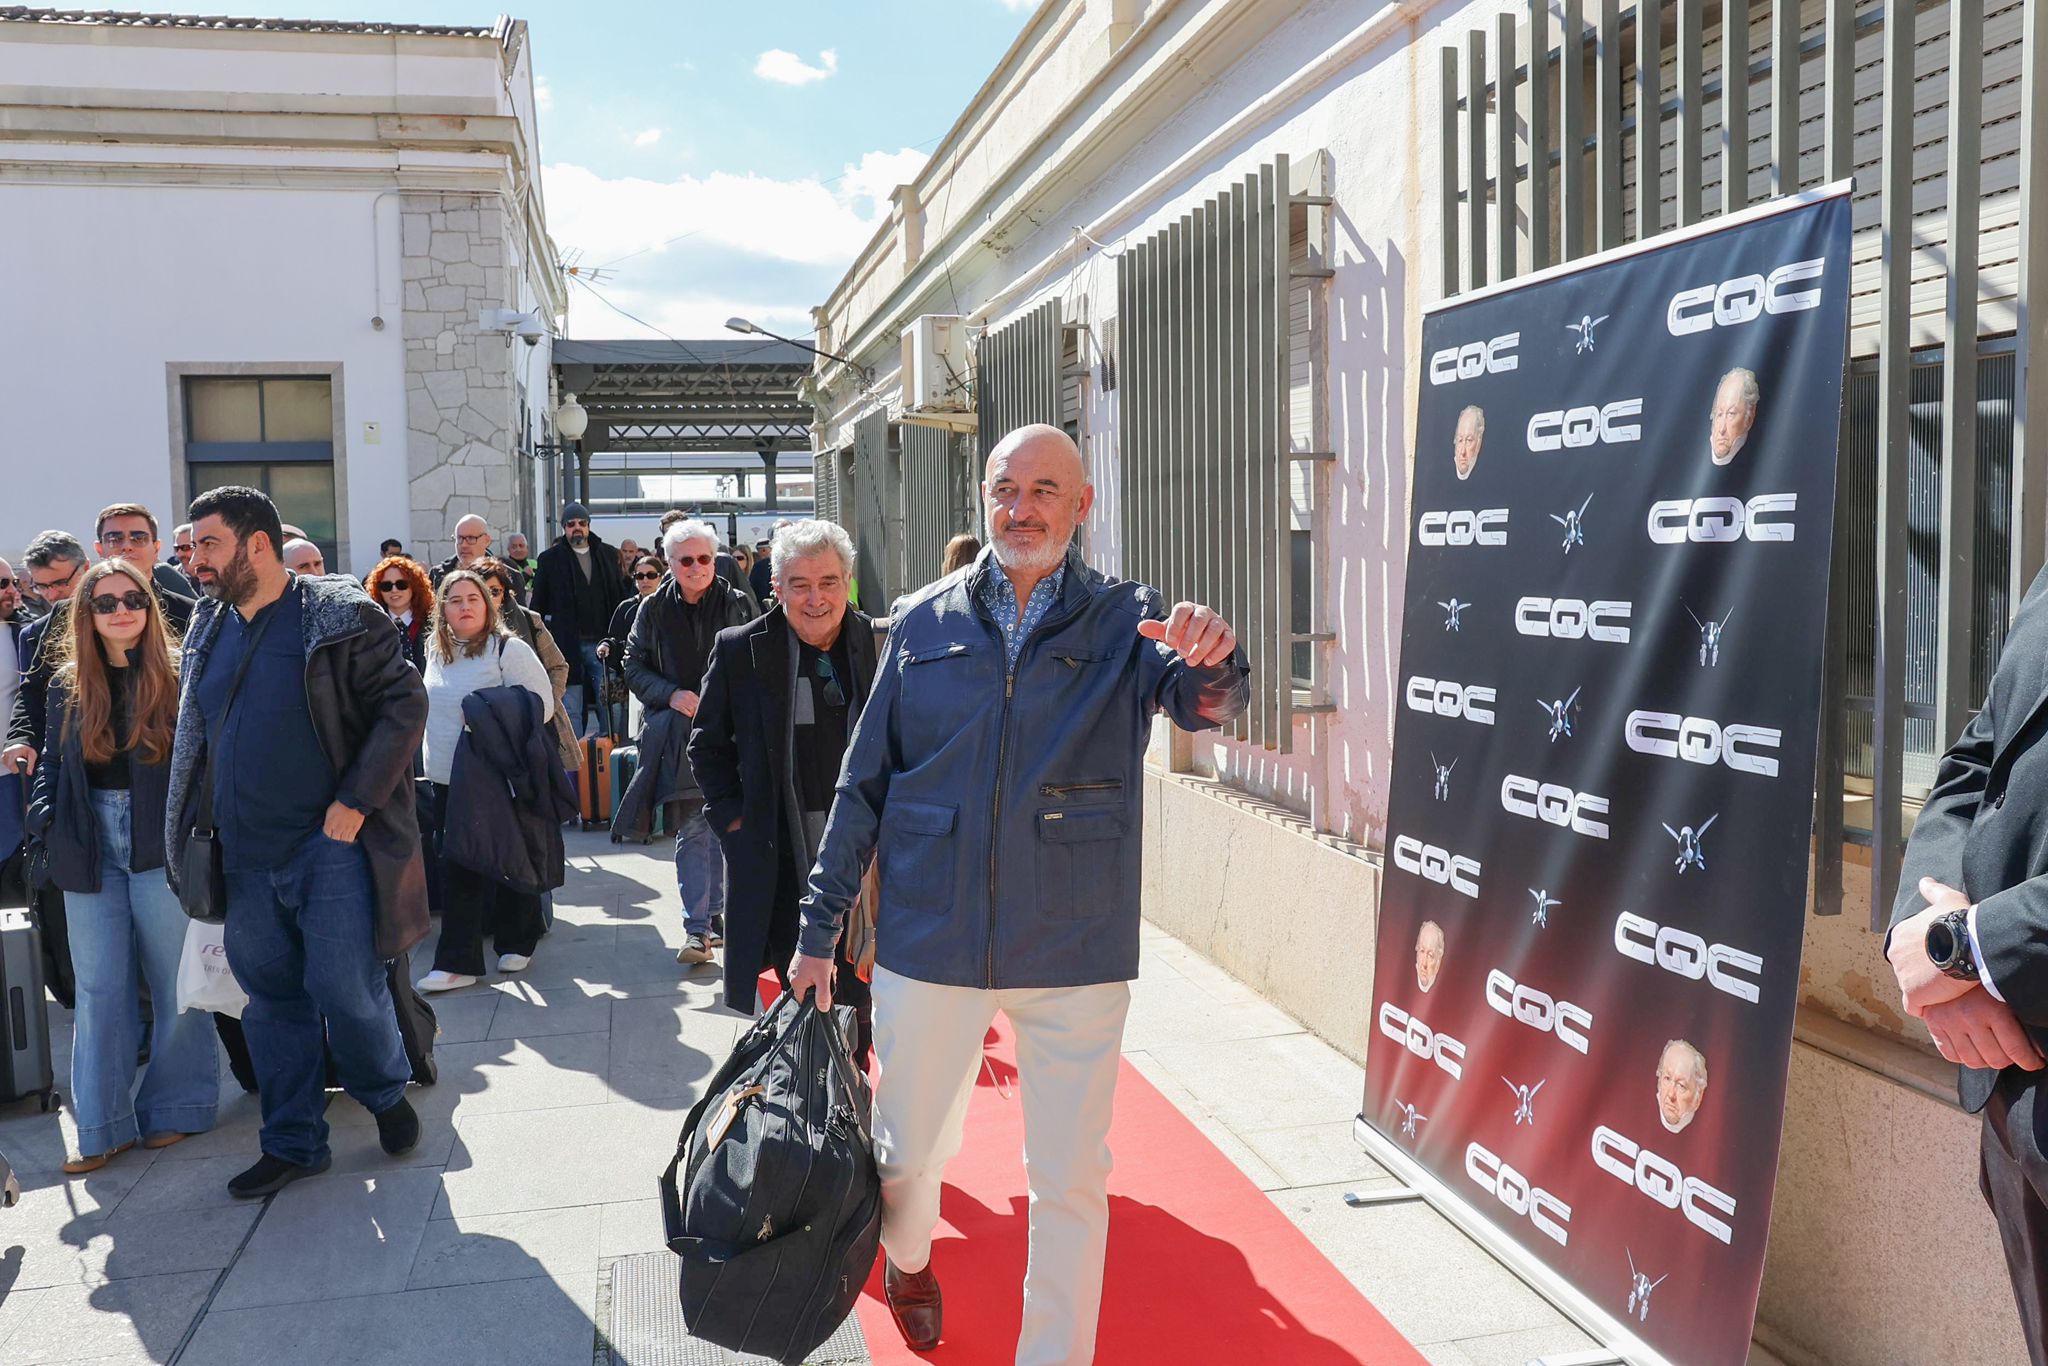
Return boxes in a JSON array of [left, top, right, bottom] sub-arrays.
[[401, 191, 520, 565]]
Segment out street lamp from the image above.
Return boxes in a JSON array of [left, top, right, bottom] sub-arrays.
[[725, 317, 872, 386]]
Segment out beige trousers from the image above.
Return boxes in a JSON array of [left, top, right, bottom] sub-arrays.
[[870, 964, 1132, 1366]]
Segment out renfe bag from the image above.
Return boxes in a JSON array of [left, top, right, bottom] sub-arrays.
[[660, 994, 881, 1364], [175, 918, 247, 1017]]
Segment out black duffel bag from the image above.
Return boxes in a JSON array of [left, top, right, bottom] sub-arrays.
[[661, 992, 881, 1364]]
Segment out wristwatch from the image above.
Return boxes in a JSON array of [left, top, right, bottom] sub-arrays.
[[1925, 908, 1981, 983]]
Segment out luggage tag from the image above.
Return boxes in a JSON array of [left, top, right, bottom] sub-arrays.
[[705, 1084, 766, 1148]]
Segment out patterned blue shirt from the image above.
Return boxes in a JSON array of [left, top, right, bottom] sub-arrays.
[[978, 562, 1067, 671]]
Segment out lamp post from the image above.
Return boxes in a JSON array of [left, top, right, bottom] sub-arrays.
[[554, 392, 590, 507], [724, 317, 872, 386]]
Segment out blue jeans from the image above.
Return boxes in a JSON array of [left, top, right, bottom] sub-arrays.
[[674, 802, 723, 938], [565, 641, 607, 739], [68, 790, 219, 1155], [223, 832, 409, 1166]]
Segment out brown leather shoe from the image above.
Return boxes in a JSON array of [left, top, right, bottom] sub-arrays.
[[884, 1256, 943, 1351], [62, 1140, 134, 1175]]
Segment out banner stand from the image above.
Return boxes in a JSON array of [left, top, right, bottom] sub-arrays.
[[1353, 1116, 1671, 1366]]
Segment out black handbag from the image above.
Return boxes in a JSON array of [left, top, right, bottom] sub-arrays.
[[178, 607, 277, 923]]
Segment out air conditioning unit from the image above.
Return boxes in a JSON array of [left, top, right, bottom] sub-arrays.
[[901, 314, 970, 413]]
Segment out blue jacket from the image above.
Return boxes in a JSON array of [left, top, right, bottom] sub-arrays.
[[798, 546, 1251, 989]]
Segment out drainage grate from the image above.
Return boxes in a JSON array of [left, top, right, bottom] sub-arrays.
[[601, 1251, 874, 1366]]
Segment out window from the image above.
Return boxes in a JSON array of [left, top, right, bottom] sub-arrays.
[[184, 376, 338, 561]]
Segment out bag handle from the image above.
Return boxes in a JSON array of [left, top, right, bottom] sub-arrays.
[[191, 601, 282, 841]]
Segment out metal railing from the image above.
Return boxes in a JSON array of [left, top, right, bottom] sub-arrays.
[[1437, 0, 2048, 928]]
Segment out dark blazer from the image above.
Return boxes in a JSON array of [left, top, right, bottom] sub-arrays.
[[28, 673, 172, 893], [688, 605, 880, 1012], [1893, 562, 2048, 1112], [7, 603, 66, 757], [167, 576, 431, 960], [624, 576, 756, 717], [530, 535, 628, 694], [442, 685, 576, 896]]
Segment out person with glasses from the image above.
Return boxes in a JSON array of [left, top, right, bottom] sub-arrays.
[[429, 514, 494, 588], [93, 504, 194, 636], [625, 519, 757, 965], [30, 559, 219, 1173], [472, 559, 580, 779], [598, 553, 664, 735], [502, 532, 536, 604], [532, 501, 629, 739], [364, 556, 432, 673], [687, 520, 878, 1065], [169, 524, 200, 592]]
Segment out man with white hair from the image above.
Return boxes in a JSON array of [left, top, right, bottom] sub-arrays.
[[1656, 1039, 1709, 1134], [1709, 367, 1760, 466], [689, 519, 878, 1060], [625, 518, 757, 962], [789, 423, 1248, 1361], [281, 539, 326, 576], [429, 514, 493, 587]]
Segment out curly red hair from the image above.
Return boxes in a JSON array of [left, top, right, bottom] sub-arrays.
[[363, 555, 432, 613]]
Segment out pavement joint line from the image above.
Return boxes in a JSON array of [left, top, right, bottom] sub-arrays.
[[165, 1185, 275, 1365]]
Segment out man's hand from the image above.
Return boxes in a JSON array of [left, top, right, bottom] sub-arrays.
[[725, 817, 742, 833], [2, 744, 35, 776], [787, 952, 835, 1011], [1137, 602, 1237, 667], [322, 801, 367, 844], [596, 642, 611, 661], [1888, 877, 1978, 1017], [1921, 990, 2047, 1072], [669, 690, 700, 717]]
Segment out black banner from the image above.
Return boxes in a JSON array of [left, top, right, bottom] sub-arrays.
[[1361, 191, 1851, 1366]]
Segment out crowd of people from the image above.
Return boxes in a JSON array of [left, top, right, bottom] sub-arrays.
[[3, 424, 1260, 1364]]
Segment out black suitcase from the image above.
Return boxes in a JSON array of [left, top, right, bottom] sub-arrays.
[[0, 907, 57, 1111], [323, 948, 438, 1089]]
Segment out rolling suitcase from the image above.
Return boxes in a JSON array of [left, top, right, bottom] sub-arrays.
[[609, 744, 653, 845], [578, 735, 615, 829], [0, 907, 57, 1111]]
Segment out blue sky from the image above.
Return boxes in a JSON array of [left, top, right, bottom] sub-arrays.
[[161, 1, 1036, 338]]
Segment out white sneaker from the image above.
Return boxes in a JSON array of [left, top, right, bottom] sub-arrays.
[[497, 953, 532, 974], [416, 970, 477, 993]]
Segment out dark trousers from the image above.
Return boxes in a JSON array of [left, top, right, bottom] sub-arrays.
[[430, 782, 543, 976], [768, 846, 872, 1070], [1981, 1070, 2048, 1364]]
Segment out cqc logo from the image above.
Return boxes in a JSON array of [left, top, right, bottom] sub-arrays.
[[1616, 911, 1764, 1004], [1379, 1003, 1466, 1079], [1648, 494, 1797, 544], [1406, 676, 1497, 726], [1625, 711, 1782, 777], [1486, 968, 1593, 1054], [1429, 331, 1520, 385], [1501, 774, 1611, 840], [1527, 399, 1643, 451], [1515, 597, 1631, 644], [1667, 257, 1826, 336], [1466, 1142, 1571, 1247], [1392, 836, 1482, 898], [1419, 508, 1509, 547], [1592, 1126, 1738, 1245]]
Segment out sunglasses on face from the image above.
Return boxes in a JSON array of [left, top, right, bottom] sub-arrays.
[[0, 578, 13, 591], [97, 530, 154, 547], [674, 554, 714, 568], [378, 580, 411, 593], [89, 590, 152, 616], [633, 570, 662, 582], [815, 654, 845, 708]]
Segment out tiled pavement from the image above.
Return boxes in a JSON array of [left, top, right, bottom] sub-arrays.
[[0, 829, 1766, 1364]]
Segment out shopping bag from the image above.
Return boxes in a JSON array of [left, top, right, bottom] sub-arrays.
[[176, 918, 247, 1017]]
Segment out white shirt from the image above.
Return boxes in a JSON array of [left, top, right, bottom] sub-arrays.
[[421, 633, 553, 784]]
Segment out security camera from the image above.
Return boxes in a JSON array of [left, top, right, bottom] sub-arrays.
[[520, 328, 543, 348], [479, 308, 548, 346]]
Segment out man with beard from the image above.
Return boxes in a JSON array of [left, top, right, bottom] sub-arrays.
[[170, 486, 429, 1196], [533, 502, 628, 737], [788, 424, 1249, 1362], [626, 520, 756, 965]]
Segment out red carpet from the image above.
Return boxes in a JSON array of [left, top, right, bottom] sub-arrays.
[[834, 1004, 1423, 1365]]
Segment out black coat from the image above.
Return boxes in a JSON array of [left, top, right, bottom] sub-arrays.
[[1895, 562, 2048, 1113], [28, 673, 172, 893], [442, 685, 577, 896], [7, 603, 65, 757], [688, 606, 880, 1012], [624, 575, 756, 719], [531, 535, 628, 694]]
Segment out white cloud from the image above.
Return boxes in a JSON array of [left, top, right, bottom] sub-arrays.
[[533, 74, 553, 112], [996, 0, 1036, 9], [753, 48, 838, 86], [544, 147, 931, 341], [633, 127, 662, 147]]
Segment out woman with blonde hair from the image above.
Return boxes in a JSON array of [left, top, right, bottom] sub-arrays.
[[416, 569, 555, 992], [29, 558, 217, 1172]]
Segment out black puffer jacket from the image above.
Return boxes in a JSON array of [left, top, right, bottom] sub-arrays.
[[442, 685, 578, 896]]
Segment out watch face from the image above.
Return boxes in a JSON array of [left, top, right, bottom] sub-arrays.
[[1927, 918, 1957, 966]]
